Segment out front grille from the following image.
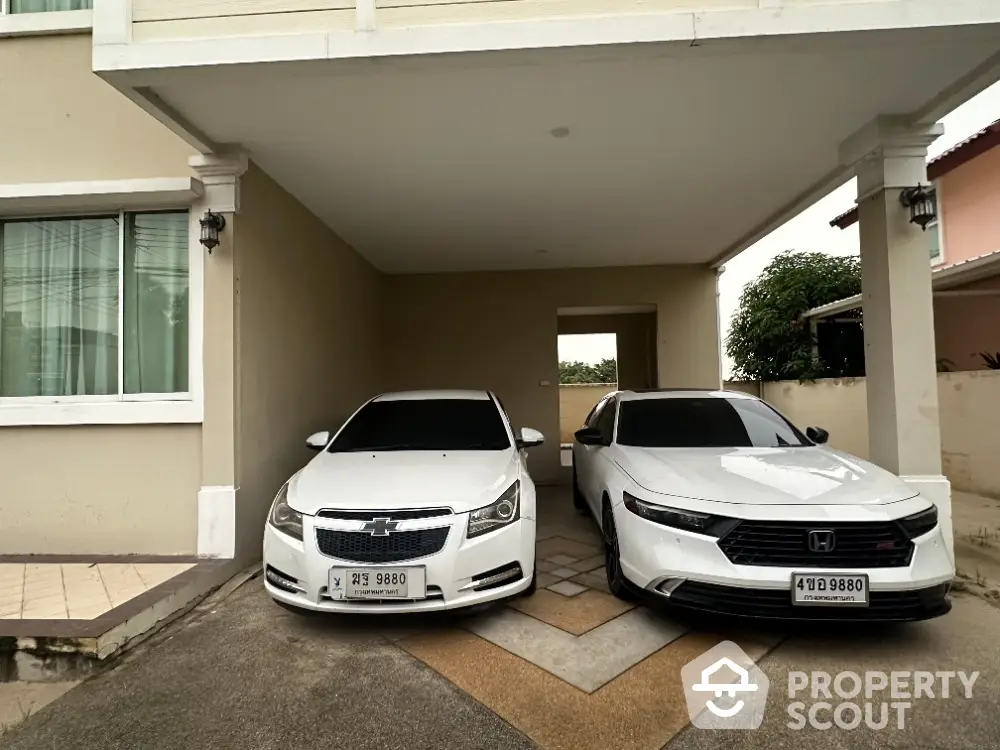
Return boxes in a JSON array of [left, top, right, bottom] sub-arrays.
[[717, 520, 913, 568], [315, 527, 450, 563], [669, 581, 950, 622], [316, 508, 452, 520]]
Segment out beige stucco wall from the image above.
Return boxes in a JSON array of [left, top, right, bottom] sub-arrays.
[[232, 165, 384, 562], [755, 371, 1000, 498], [559, 384, 616, 443], [382, 264, 720, 483], [0, 35, 202, 554]]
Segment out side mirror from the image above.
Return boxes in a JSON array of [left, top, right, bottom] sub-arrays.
[[806, 426, 829, 445], [305, 430, 331, 451], [516, 427, 545, 449], [574, 427, 605, 446]]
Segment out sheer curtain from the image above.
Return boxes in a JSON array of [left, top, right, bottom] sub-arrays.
[[10, 1, 92, 12], [0, 217, 119, 398], [124, 212, 189, 395]]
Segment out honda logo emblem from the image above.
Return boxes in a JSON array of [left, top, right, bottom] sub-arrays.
[[807, 530, 836, 553], [361, 517, 400, 536]]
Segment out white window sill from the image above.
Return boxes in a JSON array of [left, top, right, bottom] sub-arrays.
[[0, 9, 92, 38], [0, 399, 203, 427]]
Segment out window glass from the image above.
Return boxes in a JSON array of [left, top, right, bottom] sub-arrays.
[[9, 0, 91, 13], [616, 397, 810, 448], [596, 399, 617, 444], [584, 396, 608, 428], [328, 399, 511, 452], [124, 212, 189, 394], [0, 216, 119, 397]]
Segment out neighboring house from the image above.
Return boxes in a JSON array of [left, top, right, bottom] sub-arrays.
[[813, 119, 1000, 371], [1, 1, 997, 561]]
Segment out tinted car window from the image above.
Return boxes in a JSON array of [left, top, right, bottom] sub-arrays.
[[328, 398, 511, 452], [616, 397, 809, 448], [596, 399, 617, 444], [584, 397, 609, 428]]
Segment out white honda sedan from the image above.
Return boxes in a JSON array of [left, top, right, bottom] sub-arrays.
[[263, 389, 543, 613], [572, 389, 954, 622]]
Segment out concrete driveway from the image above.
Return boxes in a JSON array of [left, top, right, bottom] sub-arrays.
[[5, 487, 1000, 750]]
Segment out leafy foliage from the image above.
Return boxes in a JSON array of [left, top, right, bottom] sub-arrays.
[[559, 358, 618, 384], [980, 352, 1000, 370], [726, 251, 862, 382]]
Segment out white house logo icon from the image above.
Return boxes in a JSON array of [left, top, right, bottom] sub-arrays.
[[681, 641, 770, 730], [691, 656, 759, 717]]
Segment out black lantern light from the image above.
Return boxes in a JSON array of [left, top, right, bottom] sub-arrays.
[[199, 210, 226, 252], [899, 185, 937, 231]]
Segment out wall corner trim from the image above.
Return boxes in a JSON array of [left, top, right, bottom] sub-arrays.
[[197, 485, 236, 558]]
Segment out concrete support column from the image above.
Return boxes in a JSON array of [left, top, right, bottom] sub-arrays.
[[189, 150, 248, 558], [841, 117, 953, 562]]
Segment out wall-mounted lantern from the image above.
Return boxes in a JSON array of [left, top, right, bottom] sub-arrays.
[[199, 210, 226, 252], [899, 185, 937, 231]]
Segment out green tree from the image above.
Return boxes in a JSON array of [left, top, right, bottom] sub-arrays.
[[726, 251, 862, 382], [559, 359, 618, 384]]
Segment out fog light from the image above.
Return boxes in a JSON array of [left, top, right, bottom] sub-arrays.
[[265, 565, 304, 594], [460, 562, 523, 592], [655, 578, 686, 597]]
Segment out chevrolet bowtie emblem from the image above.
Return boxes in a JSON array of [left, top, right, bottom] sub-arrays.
[[361, 517, 400, 536]]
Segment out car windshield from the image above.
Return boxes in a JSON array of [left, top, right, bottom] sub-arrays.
[[616, 396, 811, 448], [327, 398, 511, 452]]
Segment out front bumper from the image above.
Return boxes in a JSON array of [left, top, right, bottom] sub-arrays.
[[263, 514, 535, 614], [614, 502, 955, 621]]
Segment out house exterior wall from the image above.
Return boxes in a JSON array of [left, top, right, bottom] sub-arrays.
[[939, 146, 1000, 266], [934, 276, 1000, 371], [756, 371, 1000, 498], [232, 165, 384, 562], [557, 312, 657, 391], [0, 34, 203, 555], [382, 264, 720, 484], [558, 384, 615, 443]]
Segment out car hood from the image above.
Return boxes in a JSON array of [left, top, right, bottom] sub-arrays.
[[615, 446, 918, 506], [286, 449, 520, 515]]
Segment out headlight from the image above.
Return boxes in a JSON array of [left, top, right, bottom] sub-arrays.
[[897, 504, 938, 539], [468, 481, 520, 539], [268, 483, 303, 541], [622, 491, 736, 537]]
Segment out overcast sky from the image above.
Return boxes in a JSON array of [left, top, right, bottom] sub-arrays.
[[559, 81, 1000, 375]]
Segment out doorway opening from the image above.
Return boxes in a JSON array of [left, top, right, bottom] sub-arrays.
[[556, 306, 658, 469]]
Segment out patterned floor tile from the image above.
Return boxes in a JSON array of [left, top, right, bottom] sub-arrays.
[[507, 589, 633, 636], [537, 537, 603, 562], [547, 581, 587, 597]]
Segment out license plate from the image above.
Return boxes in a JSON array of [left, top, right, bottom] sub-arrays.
[[792, 573, 869, 606], [328, 567, 426, 600]]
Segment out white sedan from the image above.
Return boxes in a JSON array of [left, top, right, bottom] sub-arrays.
[[571, 389, 954, 622], [263, 389, 543, 613]]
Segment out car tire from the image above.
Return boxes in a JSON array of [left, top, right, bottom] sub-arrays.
[[602, 502, 637, 602], [572, 467, 587, 513]]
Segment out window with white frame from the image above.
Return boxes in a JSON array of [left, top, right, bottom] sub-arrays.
[[1, 0, 90, 13], [0, 211, 189, 400]]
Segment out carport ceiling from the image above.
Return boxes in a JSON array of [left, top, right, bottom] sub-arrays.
[[140, 26, 1000, 273]]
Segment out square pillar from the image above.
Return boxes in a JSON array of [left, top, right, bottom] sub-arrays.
[[842, 117, 954, 563]]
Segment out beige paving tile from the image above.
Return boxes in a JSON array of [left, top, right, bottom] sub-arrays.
[[0, 605, 23, 619], [545, 554, 578, 567], [0, 582, 25, 600], [399, 628, 747, 750], [535, 573, 560, 589], [21, 607, 68, 620], [571, 571, 611, 595], [67, 603, 112, 620], [567, 554, 605, 573], [507, 589, 634, 636], [550, 566, 577, 579], [0, 564, 25, 583], [134, 563, 194, 590], [0, 681, 79, 729], [536, 537, 602, 562], [98, 564, 147, 607], [535, 560, 558, 573], [21, 592, 65, 610], [547, 581, 588, 597]]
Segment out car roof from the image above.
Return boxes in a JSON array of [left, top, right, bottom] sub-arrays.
[[615, 388, 759, 402], [373, 389, 493, 402]]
